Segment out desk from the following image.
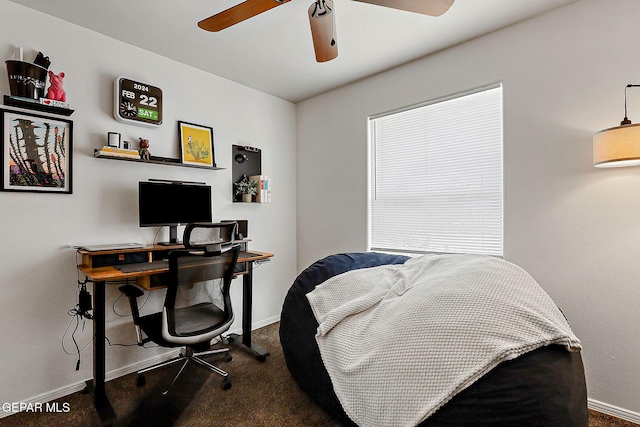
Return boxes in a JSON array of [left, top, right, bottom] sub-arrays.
[[77, 243, 273, 425]]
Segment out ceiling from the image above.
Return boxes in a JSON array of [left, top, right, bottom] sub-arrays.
[[9, 0, 577, 103]]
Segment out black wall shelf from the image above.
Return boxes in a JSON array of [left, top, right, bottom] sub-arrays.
[[93, 150, 224, 170], [232, 144, 262, 202], [4, 95, 74, 116]]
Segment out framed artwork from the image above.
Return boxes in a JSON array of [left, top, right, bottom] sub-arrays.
[[178, 121, 215, 167], [1, 109, 73, 194]]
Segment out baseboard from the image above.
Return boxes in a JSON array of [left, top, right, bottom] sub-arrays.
[[252, 314, 280, 330], [589, 398, 640, 424], [0, 317, 282, 420]]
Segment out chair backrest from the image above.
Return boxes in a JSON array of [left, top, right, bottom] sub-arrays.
[[162, 242, 240, 345], [183, 221, 238, 252]]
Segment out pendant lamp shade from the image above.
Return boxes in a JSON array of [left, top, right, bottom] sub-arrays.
[[593, 123, 640, 168]]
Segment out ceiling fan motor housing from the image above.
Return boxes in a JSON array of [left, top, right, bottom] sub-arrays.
[[309, 0, 338, 62]]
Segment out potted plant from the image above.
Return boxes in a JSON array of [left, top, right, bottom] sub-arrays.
[[234, 175, 257, 202]]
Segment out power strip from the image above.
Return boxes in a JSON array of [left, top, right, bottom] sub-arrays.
[[79, 288, 92, 313]]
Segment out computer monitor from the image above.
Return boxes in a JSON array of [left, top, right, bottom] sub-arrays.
[[139, 180, 212, 244]]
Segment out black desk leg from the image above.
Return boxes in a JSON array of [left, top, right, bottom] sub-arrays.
[[92, 280, 116, 425], [227, 262, 270, 361]]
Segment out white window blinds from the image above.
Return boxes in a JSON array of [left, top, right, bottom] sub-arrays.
[[368, 85, 503, 256]]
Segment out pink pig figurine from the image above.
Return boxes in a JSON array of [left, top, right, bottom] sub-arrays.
[[46, 71, 66, 102]]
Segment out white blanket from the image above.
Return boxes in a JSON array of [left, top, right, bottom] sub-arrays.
[[307, 254, 581, 427]]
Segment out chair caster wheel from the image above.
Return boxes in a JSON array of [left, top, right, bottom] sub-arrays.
[[256, 354, 267, 362], [224, 353, 232, 363], [136, 374, 146, 387], [222, 378, 232, 390]]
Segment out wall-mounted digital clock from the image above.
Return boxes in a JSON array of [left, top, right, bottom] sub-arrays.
[[114, 77, 163, 127]]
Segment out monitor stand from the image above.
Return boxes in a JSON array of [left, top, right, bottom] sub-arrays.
[[158, 225, 181, 246]]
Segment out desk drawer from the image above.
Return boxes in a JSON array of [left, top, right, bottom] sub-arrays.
[[145, 272, 170, 289], [91, 252, 148, 268]]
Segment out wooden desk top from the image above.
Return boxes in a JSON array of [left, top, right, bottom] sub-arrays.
[[78, 248, 273, 283]]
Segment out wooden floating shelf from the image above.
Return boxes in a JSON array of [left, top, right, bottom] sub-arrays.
[[93, 150, 224, 170]]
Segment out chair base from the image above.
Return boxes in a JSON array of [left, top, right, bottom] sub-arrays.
[[137, 345, 232, 394]]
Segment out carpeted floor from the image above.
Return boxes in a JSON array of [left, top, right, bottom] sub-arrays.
[[0, 322, 637, 427]]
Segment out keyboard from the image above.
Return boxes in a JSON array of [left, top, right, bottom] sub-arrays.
[[115, 252, 263, 274], [239, 251, 262, 258], [116, 260, 168, 273]]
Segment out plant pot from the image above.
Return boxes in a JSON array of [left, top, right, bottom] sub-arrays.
[[5, 60, 48, 100], [242, 194, 252, 203]]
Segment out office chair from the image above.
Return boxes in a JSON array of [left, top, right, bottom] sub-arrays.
[[119, 222, 240, 394]]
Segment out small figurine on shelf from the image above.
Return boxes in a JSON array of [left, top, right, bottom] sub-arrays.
[[45, 71, 66, 102], [138, 138, 150, 160]]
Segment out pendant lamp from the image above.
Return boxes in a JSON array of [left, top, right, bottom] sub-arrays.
[[593, 84, 640, 168]]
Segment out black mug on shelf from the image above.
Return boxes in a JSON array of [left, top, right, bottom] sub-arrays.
[[5, 60, 47, 100]]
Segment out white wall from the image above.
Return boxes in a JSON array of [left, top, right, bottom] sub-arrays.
[[0, 0, 296, 409], [297, 0, 640, 419]]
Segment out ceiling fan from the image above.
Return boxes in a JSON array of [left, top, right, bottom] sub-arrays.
[[198, 0, 455, 62]]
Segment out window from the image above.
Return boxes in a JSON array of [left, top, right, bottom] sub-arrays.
[[368, 85, 503, 256]]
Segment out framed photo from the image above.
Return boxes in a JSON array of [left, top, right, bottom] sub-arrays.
[[1, 109, 73, 194], [178, 121, 215, 167]]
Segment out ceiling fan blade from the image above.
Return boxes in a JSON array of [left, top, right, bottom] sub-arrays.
[[198, 0, 291, 32], [308, 0, 338, 62], [353, 0, 454, 16]]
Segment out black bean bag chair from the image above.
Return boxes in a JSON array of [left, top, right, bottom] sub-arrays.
[[280, 253, 588, 427]]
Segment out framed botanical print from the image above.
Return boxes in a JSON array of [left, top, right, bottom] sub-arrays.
[[1, 109, 73, 194], [178, 121, 215, 168]]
